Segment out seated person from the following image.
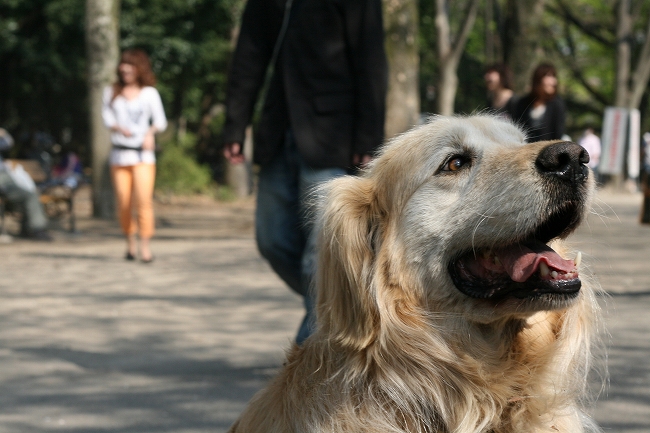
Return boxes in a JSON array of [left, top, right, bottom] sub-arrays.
[[0, 128, 51, 241], [51, 150, 83, 189]]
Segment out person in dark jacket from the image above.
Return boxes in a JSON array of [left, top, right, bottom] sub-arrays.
[[513, 63, 566, 143], [484, 63, 518, 120], [222, 0, 388, 344]]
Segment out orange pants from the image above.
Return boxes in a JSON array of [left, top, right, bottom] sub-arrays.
[[111, 164, 156, 239]]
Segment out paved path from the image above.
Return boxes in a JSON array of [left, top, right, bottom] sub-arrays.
[[0, 188, 647, 432], [578, 191, 650, 432]]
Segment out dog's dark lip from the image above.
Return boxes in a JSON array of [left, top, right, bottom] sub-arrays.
[[449, 262, 581, 301], [448, 204, 583, 301]]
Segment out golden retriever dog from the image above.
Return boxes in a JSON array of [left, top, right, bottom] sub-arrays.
[[229, 115, 601, 433]]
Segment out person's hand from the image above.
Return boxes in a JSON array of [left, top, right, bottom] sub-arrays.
[[113, 126, 132, 137], [142, 131, 155, 151], [224, 142, 245, 165], [352, 153, 372, 169]]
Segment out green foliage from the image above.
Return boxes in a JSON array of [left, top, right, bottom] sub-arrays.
[[538, 0, 650, 135], [418, 0, 650, 134], [2, 0, 649, 186], [120, 0, 238, 124], [0, 0, 87, 153], [0, 0, 245, 175], [155, 132, 214, 195]]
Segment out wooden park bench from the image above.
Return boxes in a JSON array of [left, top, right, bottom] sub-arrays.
[[0, 159, 81, 234]]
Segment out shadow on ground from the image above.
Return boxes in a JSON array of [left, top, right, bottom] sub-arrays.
[[0, 189, 647, 432]]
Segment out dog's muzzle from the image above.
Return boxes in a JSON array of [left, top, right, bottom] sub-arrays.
[[448, 141, 591, 302]]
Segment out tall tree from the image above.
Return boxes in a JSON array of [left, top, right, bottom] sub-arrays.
[[85, 0, 120, 218], [384, 0, 420, 138], [503, 0, 548, 93], [547, 0, 650, 120], [614, 0, 650, 110], [434, 0, 480, 115]]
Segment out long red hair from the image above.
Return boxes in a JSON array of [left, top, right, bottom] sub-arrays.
[[530, 63, 558, 101], [111, 49, 157, 101]]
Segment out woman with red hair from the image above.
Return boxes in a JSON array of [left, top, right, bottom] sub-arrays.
[[102, 49, 167, 263], [512, 63, 566, 143]]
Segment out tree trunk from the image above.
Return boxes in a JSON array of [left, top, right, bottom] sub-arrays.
[[436, 63, 458, 116], [434, 0, 480, 116], [85, 0, 120, 218], [383, 0, 420, 138], [485, 0, 495, 63], [503, 0, 547, 94], [226, 126, 253, 198], [224, 13, 252, 197], [615, 0, 632, 108], [629, 17, 650, 110]]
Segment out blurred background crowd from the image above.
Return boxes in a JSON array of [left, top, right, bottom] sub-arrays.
[[0, 0, 649, 206]]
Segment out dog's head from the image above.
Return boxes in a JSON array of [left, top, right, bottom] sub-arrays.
[[316, 115, 594, 348]]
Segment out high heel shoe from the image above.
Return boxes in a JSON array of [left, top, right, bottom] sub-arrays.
[[141, 255, 154, 264], [125, 252, 136, 261]]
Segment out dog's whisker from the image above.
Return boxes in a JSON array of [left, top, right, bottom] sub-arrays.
[[470, 205, 502, 255], [590, 196, 620, 223], [587, 207, 611, 222], [589, 199, 616, 218]]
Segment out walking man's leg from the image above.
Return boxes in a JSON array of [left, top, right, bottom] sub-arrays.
[[255, 139, 304, 297], [254, 131, 345, 344], [295, 163, 346, 344]]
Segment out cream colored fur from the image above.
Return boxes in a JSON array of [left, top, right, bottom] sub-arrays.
[[229, 115, 602, 433]]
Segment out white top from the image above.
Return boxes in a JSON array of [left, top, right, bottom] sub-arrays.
[[102, 86, 168, 166], [578, 132, 601, 169]]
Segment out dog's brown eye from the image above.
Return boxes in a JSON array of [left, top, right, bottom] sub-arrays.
[[444, 156, 468, 172], [448, 158, 463, 171]]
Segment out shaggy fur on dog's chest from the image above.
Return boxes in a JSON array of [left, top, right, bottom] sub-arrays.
[[228, 115, 602, 433]]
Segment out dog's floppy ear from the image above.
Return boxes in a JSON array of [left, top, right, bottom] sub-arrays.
[[315, 176, 380, 349]]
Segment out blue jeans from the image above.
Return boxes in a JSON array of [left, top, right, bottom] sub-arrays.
[[256, 132, 346, 344]]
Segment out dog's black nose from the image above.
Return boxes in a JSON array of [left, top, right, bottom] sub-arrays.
[[536, 141, 590, 183]]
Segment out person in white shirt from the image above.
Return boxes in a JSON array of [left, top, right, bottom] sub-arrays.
[[102, 49, 167, 263], [577, 127, 601, 170]]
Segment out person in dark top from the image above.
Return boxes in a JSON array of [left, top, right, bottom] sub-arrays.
[[484, 63, 517, 120], [513, 63, 566, 143], [222, 0, 388, 344]]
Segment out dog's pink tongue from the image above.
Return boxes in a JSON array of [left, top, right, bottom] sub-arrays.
[[498, 244, 575, 283]]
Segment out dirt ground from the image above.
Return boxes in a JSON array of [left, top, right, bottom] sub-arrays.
[[0, 186, 648, 432]]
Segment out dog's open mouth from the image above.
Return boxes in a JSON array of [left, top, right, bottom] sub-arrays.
[[449, 207, 583, 301]]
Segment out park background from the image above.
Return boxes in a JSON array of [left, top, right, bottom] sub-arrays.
[[0, 1, 650, 431], [1, 0, 650, 211]]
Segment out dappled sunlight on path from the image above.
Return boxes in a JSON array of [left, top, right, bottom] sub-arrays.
[[0, 188, 647, 431]]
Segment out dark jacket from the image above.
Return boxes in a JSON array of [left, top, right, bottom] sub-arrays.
[[512, 94, 566, 143], [223, 0, 388, 168]]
